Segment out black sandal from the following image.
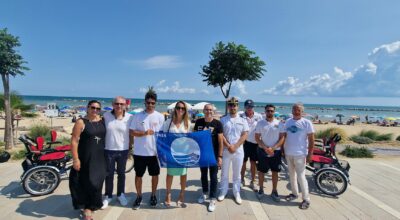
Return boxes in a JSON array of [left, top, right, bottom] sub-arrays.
[[299, 200, 310, 209]]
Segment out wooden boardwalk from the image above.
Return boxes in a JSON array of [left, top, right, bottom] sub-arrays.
[[1, 156, 400, 220]]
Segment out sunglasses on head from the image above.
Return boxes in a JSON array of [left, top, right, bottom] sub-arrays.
[[146, 101, 156, 105], [90, 106, 101, 111], [175, 106, 186, 111]]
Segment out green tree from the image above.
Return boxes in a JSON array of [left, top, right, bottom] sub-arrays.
[[0, 28, 29, 149], [0, 91, 34, 134], [200, 41, 266, 113]]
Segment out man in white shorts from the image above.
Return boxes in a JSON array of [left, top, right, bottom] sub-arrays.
[[218, 97, 249, 205], [281, 103, 315, 209]]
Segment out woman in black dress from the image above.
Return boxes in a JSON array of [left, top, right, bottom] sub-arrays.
[[69, 100, 107, 220]]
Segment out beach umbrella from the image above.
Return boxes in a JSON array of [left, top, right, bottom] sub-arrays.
[[196, 113, 205, 117], [167, 101, 193, 110], [336, 114, 344, 123], [103, 106, 112, 111], [273, 112, 280, 117], [385, 117, 396, 121], [192, 102, 216, 111]]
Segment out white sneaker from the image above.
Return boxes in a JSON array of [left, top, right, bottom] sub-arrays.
[[198, 193, 207, 204], [118, 193, 128, 206], [217, 193, 226, 202], [234, 193, 242, 205], [101, 197, 112, 209], [208, 199, 216, 212]]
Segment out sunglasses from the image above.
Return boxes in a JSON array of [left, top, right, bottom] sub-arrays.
[[90, 106, 101, 111], [228, 103, 238, 107], [113, 103, 125, 106], [146, 101, 156, 105], [204, 109, 213, 111], [175, 107, 186, 111], [265, 110, 275, 112]]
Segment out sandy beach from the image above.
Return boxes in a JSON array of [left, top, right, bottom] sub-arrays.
[[2, 113, 400, 150]]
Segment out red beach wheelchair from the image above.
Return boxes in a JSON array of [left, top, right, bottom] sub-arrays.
[[18, 132, 72, 196]]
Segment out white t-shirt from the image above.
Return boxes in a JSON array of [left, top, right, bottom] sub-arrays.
[[162, 118, 191, 133], [129, 110, 165, 156], [240, 112, 263, 143], [255, 118, 283, 149], [104, 111, 133, 151], [220, 114, 250, 153], [281, 117, 315, 156]]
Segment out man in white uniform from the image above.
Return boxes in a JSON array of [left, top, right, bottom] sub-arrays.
[[102, 96, 133, 208], [281, 103, 315, 209], [255, 104, 284, 202], [130, 89, 165, 209], [218, 97, 249, 205], [240, 99, 263, 190]]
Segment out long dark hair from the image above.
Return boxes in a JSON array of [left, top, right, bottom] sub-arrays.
[[86, 100, 101, 113]]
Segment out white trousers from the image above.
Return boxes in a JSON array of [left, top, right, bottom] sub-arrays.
[[286, 155, 310, 201], [220, 148, 244, 196]]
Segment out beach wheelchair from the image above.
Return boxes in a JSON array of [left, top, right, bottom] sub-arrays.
[[307, 133, 350, 196], [18, 132, 72, 196]]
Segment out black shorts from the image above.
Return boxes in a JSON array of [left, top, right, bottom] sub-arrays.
[[257, 148, 281, 173], [133, 155, 160, 177], [243, 141, 258, 162]]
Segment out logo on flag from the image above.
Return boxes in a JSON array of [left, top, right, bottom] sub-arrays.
[[156, 130, 216, 168]]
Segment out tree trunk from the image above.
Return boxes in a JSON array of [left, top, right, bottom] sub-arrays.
[[1, 74, 14, 149]]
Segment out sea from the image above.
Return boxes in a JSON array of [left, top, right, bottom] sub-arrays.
[[22, 95, 400, 122]]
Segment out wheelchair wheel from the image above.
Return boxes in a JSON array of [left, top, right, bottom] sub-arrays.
[[22, 167, 61, 196], [315, 168, 347, 196], [114, 152, 134, 174], [125, 153, 134, 173]]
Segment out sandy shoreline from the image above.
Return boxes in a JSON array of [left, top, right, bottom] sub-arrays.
[[2, 113, 400, 150]]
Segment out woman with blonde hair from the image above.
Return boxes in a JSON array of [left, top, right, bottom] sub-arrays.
[[162, 101, 191, 207]]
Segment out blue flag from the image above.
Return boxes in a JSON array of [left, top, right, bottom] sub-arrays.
[[156, 130, 217, 168]]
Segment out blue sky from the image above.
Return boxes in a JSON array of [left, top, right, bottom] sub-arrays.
[[2, 0, 400, 106]]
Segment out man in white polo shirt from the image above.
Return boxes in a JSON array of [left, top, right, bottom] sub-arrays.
[[130, 89, 165, 209], [281, 102, 315, 210], [255, 104, 284, 202], [218, 97, 249, 205], [102, 96, 133, 209]]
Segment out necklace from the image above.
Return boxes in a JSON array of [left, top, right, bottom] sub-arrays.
[[88, 117, 102, 145]]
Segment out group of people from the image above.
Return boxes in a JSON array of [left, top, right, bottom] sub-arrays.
[[69, 89, 315, 220]]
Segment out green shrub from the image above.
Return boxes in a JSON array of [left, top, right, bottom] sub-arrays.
[[359, 130, 379, 140], [396, 135, 400, 141], [315, 127, 348, 142], [340, 146, 373, 158], [29, 124, 51, 140], [375, 133, 393, 141], [12, 149, 27, 160], [351, 135, 373, 144], [21, 112, 38, 118]]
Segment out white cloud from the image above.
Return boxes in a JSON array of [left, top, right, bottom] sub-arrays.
[[223, 81, 248, 97], [264, 41, 400, 97], [201, 89, 210, 95], [140, 80, 196, 94], [127, 55, 184, 69], [264, 67, 352, 96]]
